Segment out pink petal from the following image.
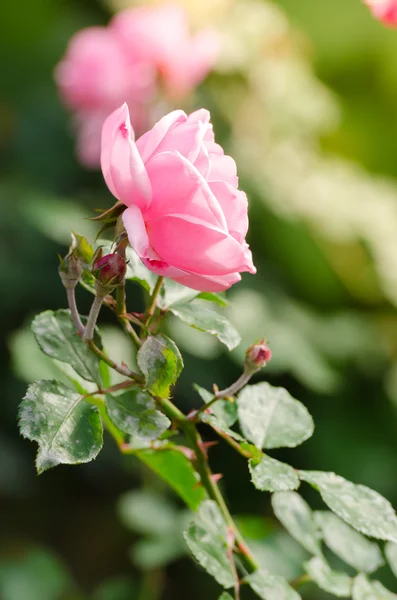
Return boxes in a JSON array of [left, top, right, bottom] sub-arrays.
[[147, 214, 253, 276], [145, 151, 227, 230], [122, 205, 151, 257], [136, 110, 187, 162], [101, 103, 151, 210], [208, 154, 238, 187], [169, 271, 242, 292], [209, 181, 248, 242]]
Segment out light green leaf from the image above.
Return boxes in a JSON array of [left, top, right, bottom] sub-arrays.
[[315, 511, 384, 573], [106, 390, 170, 442], [137, 449, 206, 511], [386, 542, 397, 580], [237, 383, 314, 449], [184, 500, 236, 588], [169, 301, 241, 350], [118, 490, 177, 536], [194, 384, 238, 430], [132, 534, 186, 570], [70, 231, 94, 264], [249, 456, 300, 492], [158, 279, 198, 309], [32, 310, 101, 384], [352, 574, 397, 600], [299, 471, 397, 543], [218, 594, 233, 600], [271, 492, 322, 556], [197, 292, 228, 307], [19, 380, 103, 473], [305, 557, 352, 597], [125, 246, 157, 293], [245, 569, 301, 600], [137, 334, 183, 398]]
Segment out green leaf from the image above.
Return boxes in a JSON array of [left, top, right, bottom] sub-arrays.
[[132, 533, 186, 570], [249, 456, 300, 492], [197, 292, 228, 307], [118, 490, 177, 536], [92, 576, 137, 600], [218, 594, 233, 600], [70, 231, 94, 264], [385, 542, 397, 580], [32, 310, 101, 384], [0, 547, 76, 600], [194, 384, 238, 429], [314, 511, 384, 573], [271, 492, 322, 556], [304, 557, 352, 597], [19, 380, 103, 473], [352, 574, 397, 600], [137, 334, 183, 398], [158, 279, 198, 309], [245, 569, 301, 600], [237, 383, 314, 449], [136, 449, 206, 511], [125, 246, 157, 293], [106, 390, 170, 442], [183, 500, 236, 588], [169, 301, 241, 350], [299, 471, 397, 543]]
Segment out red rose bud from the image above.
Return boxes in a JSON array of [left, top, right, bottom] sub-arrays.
[[59, 253, 82, 289], [245, 340, 272, 371], [93, 253, 126, 287]]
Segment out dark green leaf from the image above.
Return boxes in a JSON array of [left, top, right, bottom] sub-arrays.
[[106, 390, 170, 442], [169, 302, 241, 350], [299, 471, 397, 543], [137, 449, 206, 511], [138, 335, 183, 398], [271, 492, 322, 556], [19, 380, 103, 473], [237, 383, 314, 449], [184, 500, 236, 588], [245, 569, 301, 600], [32, 310, 101, 384], [352, 574, 397, 599], [315, 511, 384, 573], [249, 456, 300, 492], [305, 557, 352, 597]]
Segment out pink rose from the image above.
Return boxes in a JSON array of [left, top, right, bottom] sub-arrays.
[[111, 5, 219, 98], [101, 103, 256, 292], [364, 0, 397, 25], [55, 26, 153, 167]]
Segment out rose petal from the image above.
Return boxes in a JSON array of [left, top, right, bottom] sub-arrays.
[[209, 181, 248, 242], [136, 110, 187, 162], [145, 151, 227, 230], [101, 103, 151, 209], [208, 154, 238, 187]]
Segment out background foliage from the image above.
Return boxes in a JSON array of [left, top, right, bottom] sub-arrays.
[[2, 0, 397, 598]]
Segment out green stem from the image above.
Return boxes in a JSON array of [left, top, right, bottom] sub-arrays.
[[192, 370, 253, 422], [66, 286, 85, 335], [291, 573, 312, 590], [116, 285, 142, 349], [144, 276, 164, 327], [82, 293, 105, 341], [156, 397, 259, 574], [88, 340, 143, 383]]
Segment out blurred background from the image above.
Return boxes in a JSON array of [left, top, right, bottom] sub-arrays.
[[2, 0, 397, 598]]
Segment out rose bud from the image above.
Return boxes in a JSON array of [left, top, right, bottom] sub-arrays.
[[245, 340, 272, 372], [59, 253, 82, 289], [92, 253, 126, 288]]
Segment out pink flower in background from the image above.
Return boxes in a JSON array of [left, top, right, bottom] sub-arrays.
[[111, 5, 219, 98], [364, 0, 397, 26], [55, 5, 219, 168], [101, 103, 255, 292]]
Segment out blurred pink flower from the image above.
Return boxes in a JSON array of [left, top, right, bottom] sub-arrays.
[[55, 6, 219, 168], [111, 5, 219, 98], [101, 103, 256, 292], [364, 0, 397, 26]]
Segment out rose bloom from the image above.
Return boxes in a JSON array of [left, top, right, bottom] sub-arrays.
[[111, 4, 219, 98], [364, 0, 397, 25], [101, 103, 256, 292]]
